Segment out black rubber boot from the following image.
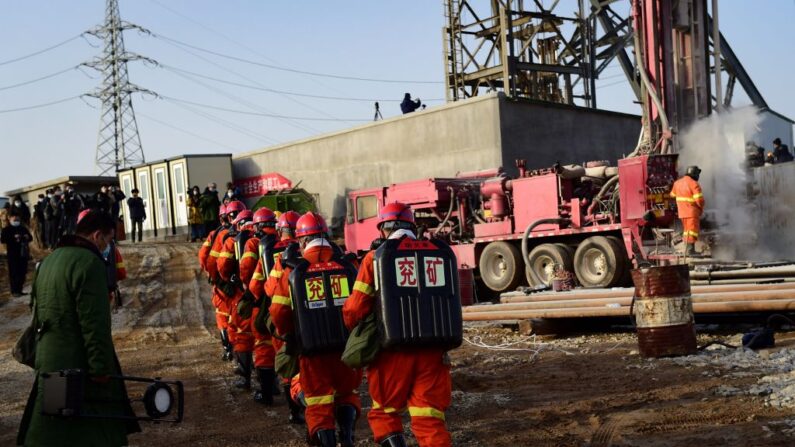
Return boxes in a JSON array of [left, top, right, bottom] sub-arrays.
[[232, 352, 244, 376], [234, 352, 252, 389], [284, 384, 305, 424], [379, 433, 408, 447], [253, 368, 275, 405], [685, 243, 696, 256], [220, 330, 229, 361], [336, 404, 357, 447], [315, 429, 336, 447]]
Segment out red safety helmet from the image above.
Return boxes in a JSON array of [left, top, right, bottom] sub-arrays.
[[295, 212, 328, 238], [377, 202, 415, 227], [276, 210, 300, 231], [232, 209, 253, 226], [77, 209, 92, 223], [226, 200, 247, 214], [218, 203, 228, 217], [253, 207, 277, 225]]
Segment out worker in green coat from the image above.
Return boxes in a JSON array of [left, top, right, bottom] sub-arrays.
[[17, 210, 140, 447]]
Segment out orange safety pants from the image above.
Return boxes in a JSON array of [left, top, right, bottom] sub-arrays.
[[212, 289, 230, 332], [251, 307, 275, 368], [299, 352, 362, 437], [229, 296, 254, 353], [681, 217, 700, 244], [367, 349, 452, 447]]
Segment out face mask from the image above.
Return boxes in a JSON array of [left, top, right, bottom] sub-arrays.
[[102, 243, 112, 258], [14, 201, 21, 207], [54, 191, 62, 197], [47, 194, 53, 199], [10, 221, 21, 227]]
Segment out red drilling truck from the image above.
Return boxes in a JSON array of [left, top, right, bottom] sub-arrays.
[[344, 155, 680, 300]]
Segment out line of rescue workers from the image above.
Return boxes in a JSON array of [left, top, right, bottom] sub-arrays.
[[198, 201, 462, 447]]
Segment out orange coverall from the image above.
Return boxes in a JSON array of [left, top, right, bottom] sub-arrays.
[[343, 250, 452, 447], [207, 228, 233, 339], [269, 244, 362, 438], [671, 175, 705, 244], [217, 234, 254, 353]]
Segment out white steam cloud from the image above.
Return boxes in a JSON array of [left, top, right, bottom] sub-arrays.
[[678, 106, 792, 261]]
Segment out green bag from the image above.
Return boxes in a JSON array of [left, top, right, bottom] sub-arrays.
[[12, 262, 42, 368], [341, 313, 380, 368], [275, 343, 299, 379]]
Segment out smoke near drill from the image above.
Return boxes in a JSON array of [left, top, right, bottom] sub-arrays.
[[677, 106, 790, 261]]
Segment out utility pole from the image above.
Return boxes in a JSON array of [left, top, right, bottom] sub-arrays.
[[84, 0, 155, 176]]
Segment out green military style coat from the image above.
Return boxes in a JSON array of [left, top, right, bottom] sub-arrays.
[[17, 235, 140, 447]]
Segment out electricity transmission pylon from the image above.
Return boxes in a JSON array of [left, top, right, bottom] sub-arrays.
[[84, 0, 155, 176]]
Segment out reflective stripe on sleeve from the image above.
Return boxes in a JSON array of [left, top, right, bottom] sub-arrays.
[[219, 251, 234, 258], [252, 272, 266, 281], [202, 241, 211, 247], [269, 269, 283, 279], [254, 339, 273, 347], [241, 251, 258, 261], [116, 262, 125, 269], [305, 394, 334, 406], [408, 406, 445, 420], [272, 295, 292, 307], [676, 197, 696, 203], [210, 250, 220, 257], [353, 281, 374, 296], [692, 193, 703, 199]]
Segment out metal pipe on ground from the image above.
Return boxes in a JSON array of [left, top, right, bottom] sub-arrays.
[[500, 282, 795, 304], [690, 278, 795, 286], [690, 266, 795, 280], [463, 299, 795, 321]]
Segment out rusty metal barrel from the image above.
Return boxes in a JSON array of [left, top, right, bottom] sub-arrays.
[[631, 265, 697, 358]]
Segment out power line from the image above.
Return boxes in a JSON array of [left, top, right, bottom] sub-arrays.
[[161, 64, 444, 103], [138, 111, 238, 151], [150, 32, 443, 84], [0, 66, 78, 91], [156, 36, 321, 134], [0, 34, 84, 66], [162, 96, 369, 122], [168, 100, 279, 145], [0, 95, 83, 114]]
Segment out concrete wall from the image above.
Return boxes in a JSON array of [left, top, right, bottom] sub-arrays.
[[234, 94, 503, 229], [233, 93, 641, 230], [498, 99, 641, 175], [753, 162, 795, 257]]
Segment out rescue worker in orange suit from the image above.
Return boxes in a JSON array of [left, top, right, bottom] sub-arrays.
[[343, 202, 453, 447], [78, 209, 127, 305], [269, 212, 361, 447], [208, 202, 244, 360], [199, 203, 234, 360], [238, 207, 279, 404], [255, 210, 306, 422], [218, 209, 256, 389], [671, 166, 705, 256]]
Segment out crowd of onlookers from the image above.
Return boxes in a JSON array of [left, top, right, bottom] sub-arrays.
[[186, 181, 242, 241]]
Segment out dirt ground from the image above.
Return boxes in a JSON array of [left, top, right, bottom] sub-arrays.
[[1, 241, 795, 446]]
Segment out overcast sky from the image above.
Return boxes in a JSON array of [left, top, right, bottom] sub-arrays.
[[1, 0, 793, 195]]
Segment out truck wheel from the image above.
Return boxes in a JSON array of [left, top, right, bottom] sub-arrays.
[[525, 243, 574, 287], [479, 241, 523, 293], [606, 235, 632, 287], [573, 236, 625, 288]]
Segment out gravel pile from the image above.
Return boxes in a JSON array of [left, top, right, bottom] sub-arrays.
[[668, 344, 795, 409]]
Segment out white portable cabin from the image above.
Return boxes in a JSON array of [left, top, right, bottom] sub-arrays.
[[118, 154, 233, 239]]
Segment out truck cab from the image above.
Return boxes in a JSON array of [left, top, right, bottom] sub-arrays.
[[344, 187, 385, 255]]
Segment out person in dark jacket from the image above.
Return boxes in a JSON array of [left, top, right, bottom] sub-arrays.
[[772, 138, 794, 163], [10, 195, 31, 226], [199, 185, 221, 237], [45, 189, 64, 249], [62, 186, 84, 236], [1, 213, 32, 296], [400, 93, 422, 114], [93, 184, 113, 216], [126, 189, 146, 243], [16, 210, 141, 446], [187, 186, 204, 242], [109, 185, 126, 221], [32, 194, 47, 248]]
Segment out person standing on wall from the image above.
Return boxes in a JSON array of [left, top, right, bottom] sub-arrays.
[[671, 166, 705, 256], [126, 189, 146, 243], [1, 213, 32, 297]]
